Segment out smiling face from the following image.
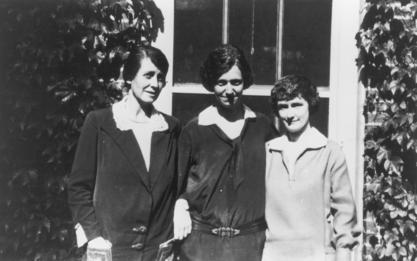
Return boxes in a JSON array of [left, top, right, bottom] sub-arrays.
[[131, 57, 166, 104], [276, 95, 310, 139], [213, 65, 244, 110]]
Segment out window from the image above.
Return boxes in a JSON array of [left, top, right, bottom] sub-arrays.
[[173, 0, 332, 135]]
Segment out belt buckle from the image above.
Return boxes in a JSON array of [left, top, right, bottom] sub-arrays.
[[211, 227, 240, 237]]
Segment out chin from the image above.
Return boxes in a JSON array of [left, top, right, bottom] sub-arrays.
[[140, 97, 156, 104], [286, 127, 303, 134]]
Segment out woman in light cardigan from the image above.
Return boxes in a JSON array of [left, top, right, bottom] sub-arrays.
[[263, 75, 361, 261]]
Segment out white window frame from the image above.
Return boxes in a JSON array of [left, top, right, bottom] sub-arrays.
[[162, 0, 331, 102]]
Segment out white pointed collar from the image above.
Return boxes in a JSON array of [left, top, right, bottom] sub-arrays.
[[267, 127, 327, 151], [112, 92, 168, 132], [198, 105, 257, 126]]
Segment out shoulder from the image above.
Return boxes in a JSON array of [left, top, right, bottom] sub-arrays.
[[266, 135, 286, 151], [160, 113, 181, 131], [183, 116, 200, 131], [179, 117, 204, 143], [325, 140, 347, 162], [88, 107, 112, 118], [254, 112, 269, 121], [251, 112, 279, 137], [326, 140, 344, 153], [83, 108, 112, 126], [252, 112, 273, 126]]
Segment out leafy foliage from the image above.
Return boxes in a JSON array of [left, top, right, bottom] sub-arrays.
[[357, 0, 417, 260], [0, 0, 163, 259]]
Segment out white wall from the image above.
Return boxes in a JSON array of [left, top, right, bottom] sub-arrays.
[[329, 0, 363, 260], [152, 0, 174, 115]]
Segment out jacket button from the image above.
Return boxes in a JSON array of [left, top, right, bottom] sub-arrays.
[[131, 243, 144, 250], [132, 225, 147, 233]]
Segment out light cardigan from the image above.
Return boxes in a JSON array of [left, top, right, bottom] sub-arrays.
[[262, 127, 361, 261]]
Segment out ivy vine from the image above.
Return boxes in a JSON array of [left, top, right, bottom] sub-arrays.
[[357, 0, 417, 260], [0, 0, 163, 259]]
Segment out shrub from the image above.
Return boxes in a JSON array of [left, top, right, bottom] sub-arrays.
[[357, 0, 417, 260], [0, 0, 163, 259]]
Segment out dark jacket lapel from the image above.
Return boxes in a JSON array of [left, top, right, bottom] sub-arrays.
[[148, 131, 168, 188], [149, 116, 178, 189], [99, 111, 151, 191]]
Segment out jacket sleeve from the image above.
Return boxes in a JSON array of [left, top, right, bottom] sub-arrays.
[[68, 112, 102, 242], [329, 144, 362, 260], [176, 127, 193, 200]]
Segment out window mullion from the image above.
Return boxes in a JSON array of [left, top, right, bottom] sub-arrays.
[[222, 0, 229, 44], [276, 0, 284, 80]]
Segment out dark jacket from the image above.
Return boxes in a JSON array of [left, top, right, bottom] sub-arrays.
[[68, 108, 180, 255], [176, 107, 278, 261]]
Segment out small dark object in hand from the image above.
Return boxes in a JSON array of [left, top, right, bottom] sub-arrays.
[[155, 238, 176, 261]]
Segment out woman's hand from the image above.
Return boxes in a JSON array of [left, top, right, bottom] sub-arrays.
[[173, 199, 192, 240], [88, 236, 112, 249]]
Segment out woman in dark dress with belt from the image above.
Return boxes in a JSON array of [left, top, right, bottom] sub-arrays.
[[68, 46, 180, 261], [173, 44, 277, 261]]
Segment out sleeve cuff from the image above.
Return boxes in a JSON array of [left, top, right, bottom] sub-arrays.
[[75, 223, 88, 247]]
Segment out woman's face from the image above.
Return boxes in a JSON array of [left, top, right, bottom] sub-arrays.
[[276, 95, 310, 137], [213, 65, 244, 109], [131, 58, 166, 104]]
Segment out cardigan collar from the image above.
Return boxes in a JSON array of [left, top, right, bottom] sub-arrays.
[[198, 105, 256, 126], [268, 127, 327, 152]]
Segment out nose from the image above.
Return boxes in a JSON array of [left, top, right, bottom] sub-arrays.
[[286, 115, 294, 122], [225, 84, 234, 95], [150, 76, 159, 88]]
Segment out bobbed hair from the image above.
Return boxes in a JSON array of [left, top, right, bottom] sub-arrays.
[[200, 44, 253, 92], [271, 74, 320, 115], [123, 45, 169, 82]]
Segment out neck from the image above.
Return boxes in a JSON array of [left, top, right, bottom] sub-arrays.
[[287, 124, 311, 142], [126, 91, 154, 120], [216, 102, 244, 122]]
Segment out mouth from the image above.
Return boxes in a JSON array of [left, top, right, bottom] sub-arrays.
[[221, 94, 237, 103], [145, 90, 157, 96], [285, 119, 297, 125]]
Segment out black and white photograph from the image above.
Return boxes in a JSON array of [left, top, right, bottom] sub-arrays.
[[0, 0, 416, 260]]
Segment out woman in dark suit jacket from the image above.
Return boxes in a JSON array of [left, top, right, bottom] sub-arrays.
[[68, 46, 180, 261]]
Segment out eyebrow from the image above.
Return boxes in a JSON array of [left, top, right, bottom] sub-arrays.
[[277, 102, 304, 107]]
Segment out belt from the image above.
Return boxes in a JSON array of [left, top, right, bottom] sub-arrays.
[[191, 218, 267, 238]]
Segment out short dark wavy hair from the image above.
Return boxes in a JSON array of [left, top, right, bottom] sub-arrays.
[[123, 45, 169, 82], [271, 74, 319, 115], [200, 44, 253, 92]]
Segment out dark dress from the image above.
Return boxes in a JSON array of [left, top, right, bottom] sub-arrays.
[[68, 108, 180, 261], [177, 108, 277, 261]]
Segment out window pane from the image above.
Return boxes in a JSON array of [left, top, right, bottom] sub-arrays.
[[282, 0, 332, 86], [229, 0, 277, 84], [174, 0, 223, 83], [172, 93, 328, 136]]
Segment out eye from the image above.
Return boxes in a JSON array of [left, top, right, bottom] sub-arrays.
[[230, 79, 243, 86], [290, 103, 303, 108], [144, 72, 155, 79], [277, 104, 288, 110], [216, 80, 227, 86], [157, 74, 166, 84]]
